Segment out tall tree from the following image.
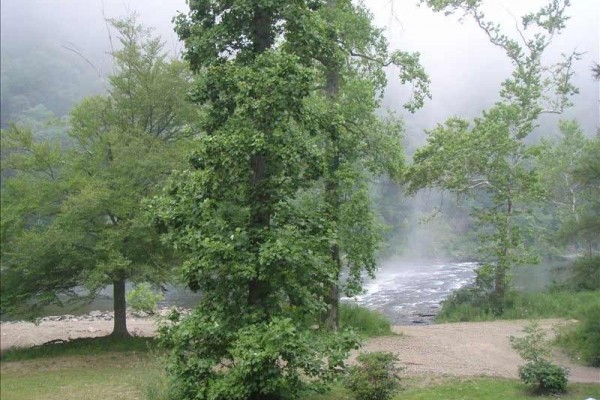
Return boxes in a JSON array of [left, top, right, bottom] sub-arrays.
[[153, 2, 366, 399], [409, 0, 579, 311], [289, 0, 429, 329], [0, 17, 193, 336]]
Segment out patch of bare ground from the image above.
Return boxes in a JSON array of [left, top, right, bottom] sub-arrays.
[[1, 317, 598, 383]]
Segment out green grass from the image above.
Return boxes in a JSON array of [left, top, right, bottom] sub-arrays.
[[0, 353, 150, 400], [1, 336, 158, 362], [339, 303, 394, 337], [305, 378, 600, 400], [2, 352, 599, 400], [436, 289, 600, 323]]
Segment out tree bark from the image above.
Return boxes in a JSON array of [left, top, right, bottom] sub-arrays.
[[493, 197, 513, 312], [247, 6, 274, 316], [110, 277, 130, 337], [323, 0, 342, 331]]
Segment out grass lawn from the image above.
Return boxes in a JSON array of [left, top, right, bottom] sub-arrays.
[[2, 350, 599, 400], [1, 353, 151, 400], [307, 377, 600, 400], [1, 337, 163, 400]]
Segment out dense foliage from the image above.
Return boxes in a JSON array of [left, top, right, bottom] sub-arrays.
[[149, 0, 430, 396], [556, 302, 600, 367]]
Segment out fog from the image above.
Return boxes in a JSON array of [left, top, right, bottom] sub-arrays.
[[2, 0, 597, 132], [1, 0, 598, 262]]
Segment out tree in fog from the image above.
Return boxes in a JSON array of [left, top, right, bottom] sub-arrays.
[[409, 0, 579, 312], [0, 17, 194, 336]]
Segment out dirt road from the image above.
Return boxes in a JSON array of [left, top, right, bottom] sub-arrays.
[[1, 318, 598, 383]]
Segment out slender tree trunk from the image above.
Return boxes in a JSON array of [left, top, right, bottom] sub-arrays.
[[493, 197, 512, 313], [111, 277, 130, 337], [247, 6, 274, 317], [323, 0, 342, 331]]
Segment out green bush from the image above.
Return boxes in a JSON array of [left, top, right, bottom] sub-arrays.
[[510, 321, 569, 394], [346, 352, 401, 400], [340, 304, 393, 337], [518, 360, 569, 394], [161, 313, 359, 400], [127, 283, 164, 314]]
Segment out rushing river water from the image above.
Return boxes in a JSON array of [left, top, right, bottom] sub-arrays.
[[342, 260, 478, 324]]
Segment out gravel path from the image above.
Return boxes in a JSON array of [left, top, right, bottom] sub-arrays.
[[1, 318, 598, 383]]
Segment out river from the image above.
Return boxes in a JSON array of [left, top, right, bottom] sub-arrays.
[[342, 260, 478, 324]]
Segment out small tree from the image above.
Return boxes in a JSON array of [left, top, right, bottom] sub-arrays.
[[126, 283, 164, 315], [511, 321, 569, 394]]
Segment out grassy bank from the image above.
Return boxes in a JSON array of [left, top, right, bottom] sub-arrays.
[[436, 290, 600, 323], [339, 303, 394, 337]]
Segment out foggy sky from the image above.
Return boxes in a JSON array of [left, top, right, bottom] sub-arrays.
[[1, 0, 598, 136]]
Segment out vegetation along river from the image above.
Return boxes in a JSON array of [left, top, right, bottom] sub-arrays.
[[5, 259, 569, 324]]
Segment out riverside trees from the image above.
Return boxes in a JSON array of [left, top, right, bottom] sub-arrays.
[[408, 0, 580, 312], [0, 17, 193, 336]]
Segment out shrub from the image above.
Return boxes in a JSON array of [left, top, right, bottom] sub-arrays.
[[346, 352, 401, 400], [127, 283, 164, 314], [161, 313, 359, 400], [510, 321, 569, 394], [518, 360, 568, 394]]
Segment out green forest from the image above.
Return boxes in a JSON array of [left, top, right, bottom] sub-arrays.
[[0, 0, 598, 399]]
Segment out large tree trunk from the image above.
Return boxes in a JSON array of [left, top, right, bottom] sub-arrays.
[[110, 277, 130, 337]]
